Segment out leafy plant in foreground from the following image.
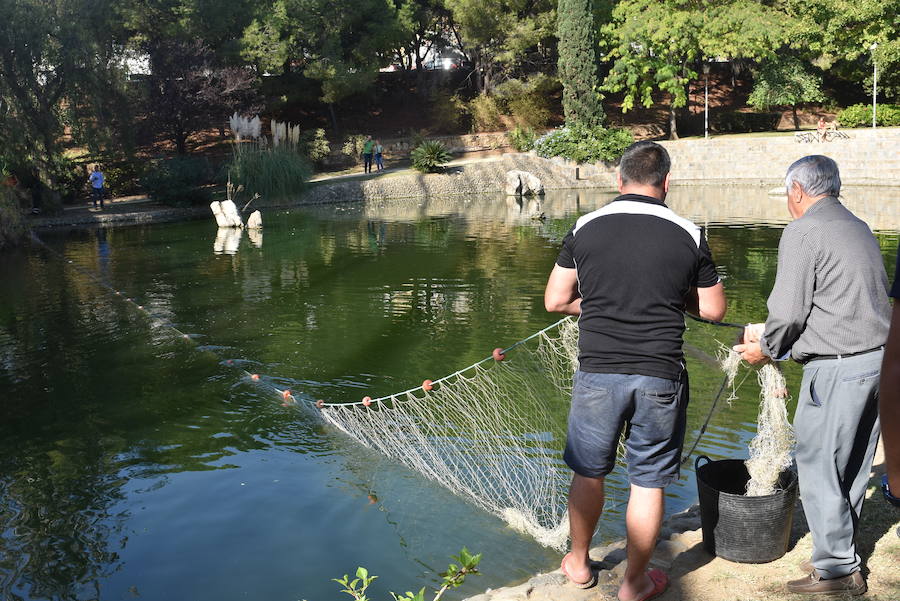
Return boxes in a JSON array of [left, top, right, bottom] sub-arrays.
[[410, 141, 452, 173], [334, 547, 481, 601]]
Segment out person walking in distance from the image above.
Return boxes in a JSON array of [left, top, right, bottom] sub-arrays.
[[88, 164, 105, 209], [545, 141, 726, 600], [734, 155, 890, 596], [362, 136, 374, 174], [374, 139, 385, 172]]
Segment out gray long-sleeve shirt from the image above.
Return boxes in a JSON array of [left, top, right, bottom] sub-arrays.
[[760, 196, 891, 362]]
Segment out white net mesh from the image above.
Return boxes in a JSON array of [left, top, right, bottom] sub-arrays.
[[319, 319, 790, 549], [744, 362, 795, 496], [320, 318, 579, 550]]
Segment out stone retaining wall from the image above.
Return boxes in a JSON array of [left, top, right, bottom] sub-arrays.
[[567, 127, 900, 186]]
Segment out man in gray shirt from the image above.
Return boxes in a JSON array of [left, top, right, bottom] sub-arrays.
[[735, 155, 891, 596]]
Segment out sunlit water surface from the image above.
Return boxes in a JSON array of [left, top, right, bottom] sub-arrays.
[[1, 185, 896, 601]]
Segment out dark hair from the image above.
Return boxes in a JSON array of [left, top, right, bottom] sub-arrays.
[[618, 141, 670, 188]]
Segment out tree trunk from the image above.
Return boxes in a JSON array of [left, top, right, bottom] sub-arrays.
[[669, 104, 679, 140], [792, 105, 800, 130], [328, 104, 339, 133]]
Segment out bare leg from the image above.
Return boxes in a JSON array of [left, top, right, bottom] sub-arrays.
[[564, 473, 604, 584], [618, 484, 664, 601]]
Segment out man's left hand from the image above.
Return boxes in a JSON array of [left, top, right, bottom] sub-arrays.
[[733, 341, 770, 365]]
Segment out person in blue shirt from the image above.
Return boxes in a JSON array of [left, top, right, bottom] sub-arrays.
[[88, 164, 105, 209]]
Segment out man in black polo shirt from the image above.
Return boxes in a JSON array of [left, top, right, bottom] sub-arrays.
[[545, 141, 726, 600]]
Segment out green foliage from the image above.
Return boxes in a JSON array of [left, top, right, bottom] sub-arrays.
[[301, 129, 332, 163], [508, 127, 536, 152], [342, 135, 369, 163], [0, 0, 128, 197], [334, 566, 378, 601], [410, 141, 452, 173], [141, 156, 214, 207], [747, 57, 825, 110], [601, 0, 789, 138], [782, 0, 900, 100], [444, 0, 556, 93], [336, 547, 481, 601], [837, 103, 900, 127], [712, 111, 781, 133], [495, 75, 558, 130], [468, 95, 504, 132], [534, 125, 634, 164], [103, 159, 146, 197], [227, 147, 311, 201], [557, 0, 604, 127], [0, 187, 28, 250], [430, 92, 468, 133]]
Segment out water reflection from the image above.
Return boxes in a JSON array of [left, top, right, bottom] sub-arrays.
[[214, 227, 242, 255], [1, 186, 896, 601]]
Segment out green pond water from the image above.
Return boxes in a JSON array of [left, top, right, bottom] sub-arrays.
[[1, 185, 896, 601]]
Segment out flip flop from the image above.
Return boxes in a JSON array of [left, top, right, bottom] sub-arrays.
[[620, 569, 668, 601], [561, 554, 597, 589]]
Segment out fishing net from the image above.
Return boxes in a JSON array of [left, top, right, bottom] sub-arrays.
[[744, 361, 795, 496], [718, 343, 795, 497], [318, 317, 793, 549], [319, 318, 579, 550]]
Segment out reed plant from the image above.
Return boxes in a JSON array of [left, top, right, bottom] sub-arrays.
[[226, 146, 311, 201], [226, 113, 312, 200]]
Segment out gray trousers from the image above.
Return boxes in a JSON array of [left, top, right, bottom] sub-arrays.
[[794, 350, 882, 579]]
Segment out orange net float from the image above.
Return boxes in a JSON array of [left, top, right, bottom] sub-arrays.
[[281, 389, 295, 406], [362, 396, 372, 407], [422, 379, 434, 391], [492, 347, 506, 361], [250, 373, 260, 381]]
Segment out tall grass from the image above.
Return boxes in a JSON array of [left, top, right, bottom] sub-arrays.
[[227, 147, 311, 201]]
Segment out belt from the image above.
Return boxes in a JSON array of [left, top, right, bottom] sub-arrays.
[[800, 346, 884, 364]]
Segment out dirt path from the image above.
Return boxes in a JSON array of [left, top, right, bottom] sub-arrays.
[[467, 445, 899, 601]]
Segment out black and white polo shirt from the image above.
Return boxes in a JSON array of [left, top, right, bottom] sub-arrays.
[[556, 193, 720, 380]]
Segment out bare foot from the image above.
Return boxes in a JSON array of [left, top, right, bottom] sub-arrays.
[[618, 569, 667, 601], [561, 552, 593, 587]]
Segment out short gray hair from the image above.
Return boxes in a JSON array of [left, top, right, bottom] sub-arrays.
[[784, 155, 841, 198]]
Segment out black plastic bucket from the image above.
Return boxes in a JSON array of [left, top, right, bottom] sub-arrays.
[[695, 455, 798, 563]]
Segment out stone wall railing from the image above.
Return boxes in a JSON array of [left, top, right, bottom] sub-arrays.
[[540, 127, 900, 187]]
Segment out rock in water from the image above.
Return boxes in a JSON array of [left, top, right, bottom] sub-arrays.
[[522, 171, 544, 196], [506, 171, 523, 196], [220, 200, 243, 227], [246, 210, 263, 229], [210, 201, 231, 228], [505, 170, 545, 196]]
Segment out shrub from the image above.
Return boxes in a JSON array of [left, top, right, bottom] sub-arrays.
[[430, 91, 468, 133], [227, 147, 311, 201], [468, 94, 503, 132], [495, 76, 557, 130], [410, 140, 452, 173], [837, 103, 900, 127], [0, 186, 28, 249], [141, 155, 214, 207], [509, 95, 553, 130], [341, 135, 368, 163], [508, 126, 536, 152], [103, 158, 145, 197], [534, 124, 633, 164], [301, 128, 331, 164], [712, 111, 781, 133]]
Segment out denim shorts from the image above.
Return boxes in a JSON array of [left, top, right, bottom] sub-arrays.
[[563, 370, 689, 488]]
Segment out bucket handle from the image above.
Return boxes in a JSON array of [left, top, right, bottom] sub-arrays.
[[695, 455, 711, 471]]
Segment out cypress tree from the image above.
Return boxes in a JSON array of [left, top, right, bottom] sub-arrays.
[[557, 0, 604, 127]]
